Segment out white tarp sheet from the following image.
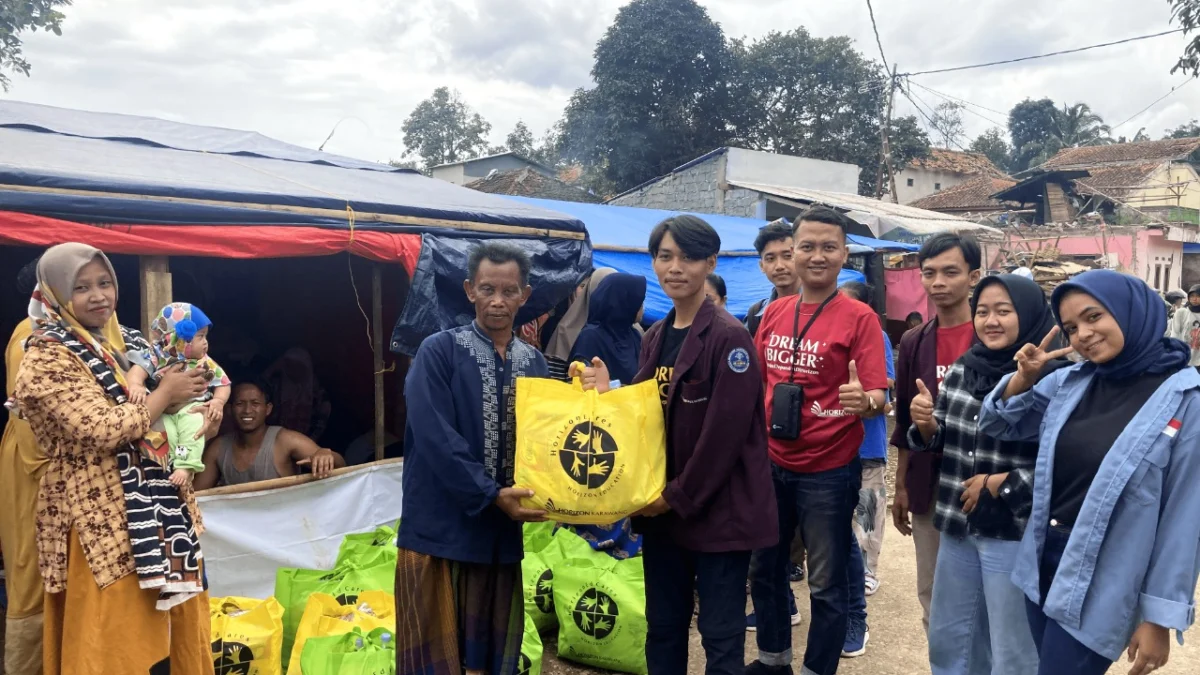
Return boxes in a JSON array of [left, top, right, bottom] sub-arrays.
[[197, 461, 404, 599]]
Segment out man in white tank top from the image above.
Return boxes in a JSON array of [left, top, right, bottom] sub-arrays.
[[192, 381, 344, 489]]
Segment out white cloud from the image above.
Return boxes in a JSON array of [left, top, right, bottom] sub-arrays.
[[8, 0, 1199, 163]]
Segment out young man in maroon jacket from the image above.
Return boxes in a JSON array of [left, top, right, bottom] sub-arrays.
[[747, 207, 888, 675], [890, 232, 981, 632], [576, 215, 777, 675]]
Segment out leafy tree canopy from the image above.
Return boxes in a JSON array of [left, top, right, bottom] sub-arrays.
[[0, 0, 70, 91]]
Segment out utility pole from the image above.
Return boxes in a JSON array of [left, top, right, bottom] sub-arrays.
[[874, 67, 899, 202]]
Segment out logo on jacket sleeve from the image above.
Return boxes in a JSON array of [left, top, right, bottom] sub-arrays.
[[727, 348, 750, 374]]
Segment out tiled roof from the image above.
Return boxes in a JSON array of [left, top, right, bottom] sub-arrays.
[[907, 149, 1003, 177], [465, 168, 602, 204], [1069, 163, 1163, 196], [1043, 137, 1200, 169], [907, 175, 1019, 212]]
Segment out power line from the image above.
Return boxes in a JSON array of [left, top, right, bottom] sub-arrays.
[[864, 0, 890, 68], [902, 28, 1185, 77], [1111, 78, 1195, 131], [907, 80, 1009, 128], [902, 84, 973, 153]]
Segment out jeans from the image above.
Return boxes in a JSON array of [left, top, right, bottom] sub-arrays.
[[847, 533, 866, 627], [643, 532, 752, 675], [928, 534, 1038, 675], [751, 459, 861, 675], [1025, 526, 1113, 675]]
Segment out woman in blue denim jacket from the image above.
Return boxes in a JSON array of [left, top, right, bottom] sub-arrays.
[[979, 270, 1200, 675]]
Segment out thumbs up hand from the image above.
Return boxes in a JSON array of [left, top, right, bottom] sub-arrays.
[[911, 378, 937, 439], [838, 360, 871, 416]]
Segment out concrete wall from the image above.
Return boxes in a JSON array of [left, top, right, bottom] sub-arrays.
[[607, 154, 763, 217], [724, 147, 860, 193], [1184, 254, 1200, 289], [1122, 163, 1200, 213], [894, 168, 972, 204], [431, 155, 545, 185]]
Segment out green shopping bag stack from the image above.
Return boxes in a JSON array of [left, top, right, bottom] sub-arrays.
[[519, 610, 543, 675], [275, 525, 399, 666], [552, 555, 648, 675], [520, 525, 596, 635], [299, 626, 395, 675]]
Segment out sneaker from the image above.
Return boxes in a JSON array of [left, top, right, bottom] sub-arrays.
[[746, 597, 802, 632], [744, 661, 793, 675], [842, 620, 870, 658], [788, 564, 805, 583], [864, 576, 880, 596]]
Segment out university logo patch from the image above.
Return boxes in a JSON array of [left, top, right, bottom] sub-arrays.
[[573, 588, 619, 639], [558, 422, 618, 489], [728, 347, 750, 374]]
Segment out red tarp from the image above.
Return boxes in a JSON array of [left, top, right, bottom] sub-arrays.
[[885, 267, 931, 323], [0, 211, 422, 272]]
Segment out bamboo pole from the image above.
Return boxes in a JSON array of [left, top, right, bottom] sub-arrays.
[[195, 458, 403, 498], [373, 265, 386, 462]]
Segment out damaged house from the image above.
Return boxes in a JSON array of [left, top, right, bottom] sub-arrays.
[[991, 137, 1200, 224]]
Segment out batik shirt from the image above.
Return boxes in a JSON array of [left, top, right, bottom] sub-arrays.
[[398, 322, 547, 565]]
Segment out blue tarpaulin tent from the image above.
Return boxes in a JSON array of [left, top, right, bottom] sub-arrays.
[[507, 197, 917, 320]]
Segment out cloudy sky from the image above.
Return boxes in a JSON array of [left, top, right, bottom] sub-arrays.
[[8, 0, 1198, 164]]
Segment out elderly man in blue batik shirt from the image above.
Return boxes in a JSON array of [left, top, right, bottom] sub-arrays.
[[395, 242, 549, 675]]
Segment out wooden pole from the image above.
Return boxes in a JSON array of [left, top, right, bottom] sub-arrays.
[[196, 458, 403, 498], [372, 265, 386, 462], [874, 67, 898, 202], [884, 66, 901, 204], [139, 256, 172, 335]]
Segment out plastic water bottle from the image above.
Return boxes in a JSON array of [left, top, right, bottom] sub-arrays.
[[355, 636, 364, 650], [381, 632, 392, 647]]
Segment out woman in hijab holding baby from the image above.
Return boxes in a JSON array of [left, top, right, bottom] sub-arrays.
[[13, 243, 213, 674]]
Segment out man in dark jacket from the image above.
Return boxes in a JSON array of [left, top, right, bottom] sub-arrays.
[[890, 233, 981, 633], [395, 242, 549, 675], [576, 215, 777, 675]]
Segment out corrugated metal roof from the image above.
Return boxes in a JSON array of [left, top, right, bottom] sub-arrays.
[[728, 180, 1000, 239]]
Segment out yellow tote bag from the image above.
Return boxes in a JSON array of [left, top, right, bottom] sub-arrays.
[[515, 374, 666, 524], [287, 590, 395, 674], [210, 596, 286, 675]]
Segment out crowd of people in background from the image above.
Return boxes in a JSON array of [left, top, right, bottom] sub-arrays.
[[3, 204, 1200, 675]]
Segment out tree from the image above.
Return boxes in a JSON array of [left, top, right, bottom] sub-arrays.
[[505, 121, 535, 158], [400, 87, 493, 169], [1008, 98, 1059, 171], [726, 28, 929, 196], [1054, 102, 1112, 148], [969, 128, 1011, 173], [1007, 99, 1112, 171], [1171, 0, 1200, 76], [929, 101, 966, 150], [558, 0, 733, 192], [1, 0, 70, 91], [1164, 119, 1200, 139]]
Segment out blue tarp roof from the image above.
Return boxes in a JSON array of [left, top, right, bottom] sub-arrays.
[[1185, 243, 1200, 254], [0, 100, 588, 237], [508, 197, 914, 320]]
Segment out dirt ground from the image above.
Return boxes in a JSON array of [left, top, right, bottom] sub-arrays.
[[542, 442, 1200, 675]]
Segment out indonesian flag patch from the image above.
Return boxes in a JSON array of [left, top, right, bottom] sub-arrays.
[[1165, 419, 1182, 438]]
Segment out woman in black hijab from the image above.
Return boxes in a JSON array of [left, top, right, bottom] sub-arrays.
[[909, 274, 1070, 675], [569, 273, 647, 386]]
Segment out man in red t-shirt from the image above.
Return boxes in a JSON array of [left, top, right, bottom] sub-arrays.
[[747, 207, 888, 675], [890, 232, 982, 632]]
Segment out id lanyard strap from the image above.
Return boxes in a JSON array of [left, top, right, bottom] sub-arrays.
[[786, 292, 837, 384]]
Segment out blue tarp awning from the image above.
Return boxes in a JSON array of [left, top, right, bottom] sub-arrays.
[[509, 197, 914, 320]]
